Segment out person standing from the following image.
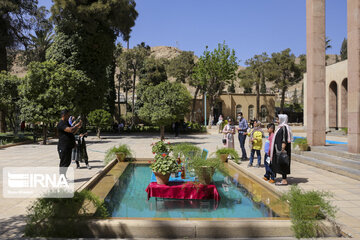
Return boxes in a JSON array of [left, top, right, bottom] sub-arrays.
[[237, 112, 248, 160], [270, 114, 293, 186], [57, 109, 82, 176], [264, 123, 275, 183], [247, 120, 264, 168], [222, 118, 236, 149]]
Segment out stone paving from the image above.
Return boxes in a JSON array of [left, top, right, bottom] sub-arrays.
[[0, 129, 359, 239]]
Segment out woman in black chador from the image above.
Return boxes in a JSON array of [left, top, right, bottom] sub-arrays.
[[270, 114, 293, 186]]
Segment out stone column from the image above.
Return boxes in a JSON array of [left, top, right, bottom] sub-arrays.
[[306, 0, 326, 146], [347, 0, 360, 153]]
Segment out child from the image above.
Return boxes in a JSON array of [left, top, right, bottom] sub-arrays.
[[247, 120, 264, 168], [264, 123, 275, 183]]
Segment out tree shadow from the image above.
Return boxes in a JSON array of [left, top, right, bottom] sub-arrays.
[[0, 214, 26, 238]]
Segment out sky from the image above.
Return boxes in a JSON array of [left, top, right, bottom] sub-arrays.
[[39, 0, 347, 65]]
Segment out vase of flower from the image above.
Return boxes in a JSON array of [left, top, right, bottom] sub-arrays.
[[153, 172, 171, 185]]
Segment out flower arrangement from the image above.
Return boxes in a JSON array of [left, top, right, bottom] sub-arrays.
[[151, 140, 172, 155], [150, 154, 180, 176]]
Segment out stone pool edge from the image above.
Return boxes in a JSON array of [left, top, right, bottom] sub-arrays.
[[76, 159, 340, 238]]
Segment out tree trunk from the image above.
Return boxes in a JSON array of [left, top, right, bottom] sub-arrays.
[[160, 125, 165, 140], [117, 74, 121, 122], [42, 124, 47, 145], [125, 88, 128, 116], [280, 86, 286, 114], [131, 68, 136, 127], [97, 128, 101, 139], [208, 96, 215, 129], [190, 87, 200, 122], [0, 110, 6, 133], [0, 43, 7, 72], [256, 82, 260, 120]]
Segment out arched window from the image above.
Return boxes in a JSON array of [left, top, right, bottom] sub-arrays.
[[235, 105, 242, 115], [329, 81, 338, 128], [261, 105, 268, 122], [248, 105, 254, 120]]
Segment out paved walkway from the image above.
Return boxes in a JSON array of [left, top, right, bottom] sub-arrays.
[[0, 130, 358, 239]]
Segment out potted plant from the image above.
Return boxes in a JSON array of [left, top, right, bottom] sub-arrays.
[[281, 185, 337, 239], [104, 144, 133, 165], [215, 148, 240, 163], [172, 143, 201, 159], [151, 140, 172, 155], [150, 153, 180, 185], [293, 138, 310, 151], [188, 156, 227, 185]]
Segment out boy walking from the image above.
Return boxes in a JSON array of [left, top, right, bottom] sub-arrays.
[[264, 123, 276, 183], [247, 120, 264, 168]]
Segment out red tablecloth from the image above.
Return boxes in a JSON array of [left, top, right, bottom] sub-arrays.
[[145, 182, 221, 201]]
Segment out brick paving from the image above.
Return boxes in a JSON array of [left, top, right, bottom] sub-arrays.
[[0, 129, 358, 239]]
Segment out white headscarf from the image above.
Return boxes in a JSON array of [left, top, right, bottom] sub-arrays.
[[270, 114, 293, 160]]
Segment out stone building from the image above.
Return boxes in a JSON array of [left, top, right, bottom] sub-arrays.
[[304, 60, 348, 130], [188, 93, 276, 124]]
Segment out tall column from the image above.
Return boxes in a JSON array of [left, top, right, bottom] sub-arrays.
[[306, 0, 326, 146], [347, 0, 360, 153]]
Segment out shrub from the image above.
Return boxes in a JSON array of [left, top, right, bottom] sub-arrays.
[[341, 127, 348, 134], [281, 185, 337, 239], [293, 138, 309, 151], [104, 144, 133, 165], [25, 190, 108, 237], [215, 148, 240, 163], [172, 143, 201, 159], [151, 140, 172, 155], [87, 109, 112, 138]]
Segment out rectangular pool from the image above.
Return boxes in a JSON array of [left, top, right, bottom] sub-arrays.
[[104, 164, 280, 218]]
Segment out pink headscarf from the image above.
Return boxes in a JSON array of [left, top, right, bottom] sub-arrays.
[[270, 114, 293, 161]]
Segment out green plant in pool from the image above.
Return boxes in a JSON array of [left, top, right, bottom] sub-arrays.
[[281, 185, 337, 239], [188, 156, 227, 184], [150, 154, 180, 175], [25, 190, 108, 238], [215, 147, 240, 163], [172, 143, 201, 159], [151, 140, 172, 155], [293, 138, 309, 151], [104, 144, 133, 165]]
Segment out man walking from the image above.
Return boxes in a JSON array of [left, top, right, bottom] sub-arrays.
[[57, 109, 82, 176], [237, 112, 248, 160]]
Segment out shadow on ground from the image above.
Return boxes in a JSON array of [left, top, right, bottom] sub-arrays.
[[0, 214, 26, 238]]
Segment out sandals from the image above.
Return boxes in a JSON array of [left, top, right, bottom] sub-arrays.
[[275, 181, 288, 186]]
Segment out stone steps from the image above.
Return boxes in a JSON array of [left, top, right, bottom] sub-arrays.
[[292, 152, 360, 181], [310, 146, 360, 161], [296, 150, 360, 171]]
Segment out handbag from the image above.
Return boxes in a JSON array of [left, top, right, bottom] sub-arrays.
[[222, 137, 227, 144], [275, 127, 290, 167]]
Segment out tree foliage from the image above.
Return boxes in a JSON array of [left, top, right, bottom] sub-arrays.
[[268, 48, 301, 113], [0, 71, 20, 133], [0, 0, 38, 71], [194, 42, 238, 126], [138, 81, 192, 139], [167, 51, 195, 83], [340, 38, 347, 61], [87, 109, 112, 138]]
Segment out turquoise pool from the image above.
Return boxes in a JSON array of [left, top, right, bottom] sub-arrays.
[[104, 164, 278, 218]]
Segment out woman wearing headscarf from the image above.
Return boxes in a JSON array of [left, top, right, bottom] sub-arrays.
[[270, 114, 293, 185], [222, 118, 236, 149]]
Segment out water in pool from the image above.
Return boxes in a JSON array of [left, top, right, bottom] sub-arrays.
[[104, 164, 278, 218]]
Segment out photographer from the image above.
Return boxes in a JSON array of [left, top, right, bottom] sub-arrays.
[[57, 109, 82, 176]]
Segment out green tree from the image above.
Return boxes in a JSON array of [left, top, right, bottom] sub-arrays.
[[0, 72, 20, 133], [228, 80, 236, 93], [19, 61, 92, 144], [87, 109, 112, 138], [268, 49, 302, 113], [325, 36, 332, 51], [340, 38, 347, 61], [239, 53, 269, 119], [116, 44, 132, 118], [167, 51, 195, 83], [292, 88, 298, 105], [118, 42, 150, 126], [25, 6, 53, 63], [0, 0, 38, 71], [138, 81, 192, 139], [48, 0, 138, 115], [136, 57, 168, 111], [195, 42, 238, 126], [238, 67, 253, 93]]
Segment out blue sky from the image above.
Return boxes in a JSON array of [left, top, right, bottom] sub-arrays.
[[39, 0, 347, 64]]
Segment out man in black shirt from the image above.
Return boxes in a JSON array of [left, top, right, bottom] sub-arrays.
[[57, 109, 82, 176]]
